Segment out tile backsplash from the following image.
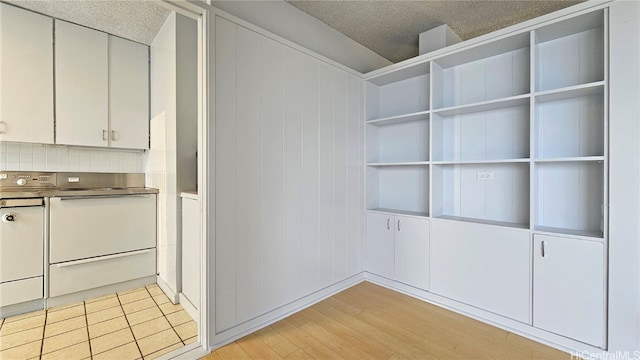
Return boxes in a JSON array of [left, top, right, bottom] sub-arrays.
[[0, 141, 144, 173]]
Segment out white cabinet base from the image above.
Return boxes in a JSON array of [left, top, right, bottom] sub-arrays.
[[0, 299, 45, 319], [46, 275, 156, 309]]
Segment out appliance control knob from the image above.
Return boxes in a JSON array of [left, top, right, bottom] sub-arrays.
[[16, 179, 27, 186], [2, 213, 15, 222]]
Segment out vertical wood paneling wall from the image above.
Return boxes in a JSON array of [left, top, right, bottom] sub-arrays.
[[214, 16, 364, 333]]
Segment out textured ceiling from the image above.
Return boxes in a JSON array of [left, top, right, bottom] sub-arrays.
[[3, 0, 584, 63], [3, 0, 171, 45], [287, 0, 583, 63]]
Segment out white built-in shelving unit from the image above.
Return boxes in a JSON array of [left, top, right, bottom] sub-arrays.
[[366, 9, 606, 239], [365, 7, 608, 348]]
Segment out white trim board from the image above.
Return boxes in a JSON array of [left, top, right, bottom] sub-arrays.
[[156, 275, 179, 304], [178, 292, 198, 325]]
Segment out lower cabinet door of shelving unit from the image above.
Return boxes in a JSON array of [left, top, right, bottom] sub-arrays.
[[0, 277, 43, 307], [533, 234, 605, 347], [431, 220, 531, 323], [365, 212, 395, 279], [394, 216, 429, 290], [49, 248, 156, 298]]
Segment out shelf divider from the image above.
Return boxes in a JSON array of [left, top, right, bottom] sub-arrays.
[[367, 208, 430, 218], [534, 226, 604, 241], [434, 215, 529, 230], [366, 110, 430, 126], [534, 81, 605, 103], [534, 156, 604, 163], [367, 161, 429, 166], [432, 158, 530, 165], [432, 94, 530, 117]]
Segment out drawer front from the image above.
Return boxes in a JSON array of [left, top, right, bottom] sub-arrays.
[[49, 248, 156, 297], [0, 277, 43, 307], [0, 206, 44, 282], [49, 195, 156, 263]]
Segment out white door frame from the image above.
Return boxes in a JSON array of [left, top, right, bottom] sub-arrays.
[[158, 0, 211, 351]]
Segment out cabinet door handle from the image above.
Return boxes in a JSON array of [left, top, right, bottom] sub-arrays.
[[102, 130, 108, 141], [111, 130, 118, 141], [541, 241, 546, 258], [387, 218, 390, 230], [397, 219, 401, 232]]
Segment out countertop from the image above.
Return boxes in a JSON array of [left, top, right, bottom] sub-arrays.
[[0, 187, 159, 199], [181, 191, 198, 200]]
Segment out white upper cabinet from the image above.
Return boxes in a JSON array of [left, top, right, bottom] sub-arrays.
[[55, 20, 149, 149], [109, 36, 149, 149], [0, 3, 54, 144], [55, 20, 109, 147]]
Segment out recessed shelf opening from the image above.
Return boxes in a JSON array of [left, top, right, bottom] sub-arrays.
[[367, 165, 429, 216], [535, 161, 604, 239], [432, 163, 530, 228]]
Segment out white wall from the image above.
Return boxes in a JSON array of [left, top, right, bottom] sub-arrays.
[[0, 141, 143, 173], [211, 0, 391, 73], [147, 12, 197, 298], [213, 14, 364, 337]]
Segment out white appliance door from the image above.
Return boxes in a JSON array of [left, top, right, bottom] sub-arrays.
[[0, 205, 44, 282], [49, 194, 156, 264]]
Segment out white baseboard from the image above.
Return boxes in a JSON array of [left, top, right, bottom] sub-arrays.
[[202, 271, 602, 356], [209, 273, 366, 350], [363, 273, 604, 356], [157, 342, 208, 360], [156, 275, 179, 304], [178, 293, 198, 325], [47, 276, 156, 308], [0, 299, 45, 319]]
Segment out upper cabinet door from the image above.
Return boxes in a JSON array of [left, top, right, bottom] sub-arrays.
[[109, 36, 149, 149], [55, 20, 108, 147], [0, 4, 54, 144]]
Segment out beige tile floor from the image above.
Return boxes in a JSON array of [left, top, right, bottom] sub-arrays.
[[0, 284, 197, 360]]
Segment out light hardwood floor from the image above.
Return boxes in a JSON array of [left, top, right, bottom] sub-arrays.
[[203, 282, 569, 360]]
